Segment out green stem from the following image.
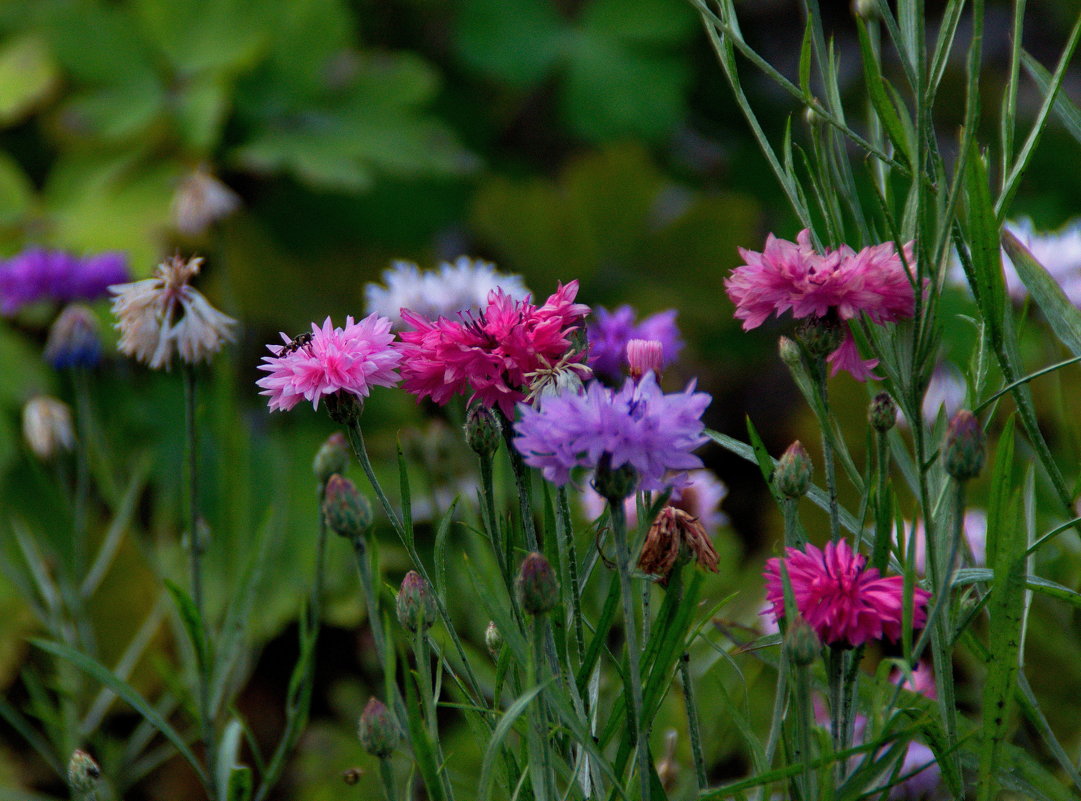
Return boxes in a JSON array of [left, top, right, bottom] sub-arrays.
[[827, 646, 845, 785], [809, 358, 841, 543], [478, 450, 511, 596], [781, 498, 805, 549], [793, 662, 816, 801], [527, 618, 555, 801], [500, 412, 539, 552], [871, 429, 891, 572], [669, 566, 706, 792], [556, 487, 585, 666], [378, 758, 397, 801], [352, 536, 387, 668], [610, 501, 651, 801]]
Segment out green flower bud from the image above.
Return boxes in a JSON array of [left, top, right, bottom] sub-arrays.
[[869, 392, 897, 432], [396, 570, 438, 633], [68, 750, 101, 794], [775, 441, 813, 499], [358, 697, 399, 758], [516, 552, 559, 616], [313, 432, 350, 484], [464, 403, 502, 458], [485, 620, 503, 658], [323, 474, 373, 538], [784, 616, 821, 667], [778, 335, 802, 367], [796, 314, 843, 359], [944, 410, 985, 481], [593, 454, 638, 503]]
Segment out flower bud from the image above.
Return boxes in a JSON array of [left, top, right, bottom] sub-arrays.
[[45, 304, 101, 369], [796, 314, 843, 359], [464, 403, 502, 458], [516, 552, 558, 616], [325, 391, 363, 425], [357, 697, 399, 758], [323, 474, 372, 538], [784, 616, 821, 667], [396, 570, 437, 633], [778, 335, 801, 367], [626, 339, 663, 381], [22, 396, 75, 460], [944, 410, 985, 481], [485, 620, 503, 658], [775, 441, 813, 498], [593, 454, 638, 502], [67, 749, 101, 793], [869, 392, 897, 432], [313, 432, 350, 484]]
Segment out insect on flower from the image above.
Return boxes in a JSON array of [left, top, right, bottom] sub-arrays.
[[277, 331, 314, 356]]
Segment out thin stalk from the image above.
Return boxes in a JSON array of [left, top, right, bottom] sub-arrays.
[[555, 487, 586, 665], [827, 646, 845, 785], [528, 618, 555, 801], [500, 412, 539, 552], [668, 568, 707, 792], [792, 662, 816, 801], [610, 501, 651, 801], [871, 429, 891, 572], [478, 450, 511, 596], [379, 758, 397, 801], [352, 536, 387, 667], [809, 357, 841, 542], [310, 483, 329, 629], [782, 498, 806, 549]]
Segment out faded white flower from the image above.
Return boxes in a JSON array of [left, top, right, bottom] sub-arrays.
[[22, 396, 75, 460], [364, 256, 530, 326], [173, 167, 241, 236], [109, 255, 237, 370]]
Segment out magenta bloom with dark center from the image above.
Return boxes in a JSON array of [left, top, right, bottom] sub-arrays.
[[764, 539, 930, 647], [396, 281, 589, 417], [587, 305, 683, 381], [257, 314, 401, 412], [725, 230, 916, 379]]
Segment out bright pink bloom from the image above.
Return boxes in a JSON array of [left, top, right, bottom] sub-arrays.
[[725, 230, 916, 379], [764, 539, 930, 647], [257, 315, 401, 412], [396, 281, 589, 416]]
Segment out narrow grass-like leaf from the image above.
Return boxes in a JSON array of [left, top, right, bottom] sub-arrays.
[[165, 579, 211, 677], [798, 15, 813, 99], [1002, 230, 1081, 355], [397, 437, 415, 548], [1022, 50, 1081, 143], [404, 653, 450, 801], [478, 683, 549, 801], [856, 19, 912, 165]]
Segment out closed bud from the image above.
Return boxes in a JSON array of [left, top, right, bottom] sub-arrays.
[[396, 570, 437, 633], [464, 403, 501, 458], [778, 335, 802, 367], [784, 616, 821, 666], [313, 432, 350, 484], [775, 441, 813, 498], [45, 304, 102, 369], [944, 410, 985, 481], [516, 552, 559, 616], [67, 749, 100, 793], [869, 392, 897, 432], [323, 474, 372, 538], [485, 620, 503, 658], [626, 338, 663, 381], [22, 396, 75, 460], [796, 314, 843, 359], [593, 453, 638, 502], [358, 697, 399, 758]]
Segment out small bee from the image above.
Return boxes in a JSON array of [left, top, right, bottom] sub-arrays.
[[278, 331, 314, 355], [342, 767, 364, 785]]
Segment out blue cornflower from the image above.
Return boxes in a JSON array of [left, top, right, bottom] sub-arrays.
[[44, 304, 102, 369], [513, 372, 710, 494], [587, 305, 683, 382]]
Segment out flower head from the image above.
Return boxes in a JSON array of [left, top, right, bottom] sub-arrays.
[[44, 304, 102, 369], [638, 506, 719, 582], [173, 166, 241, 236], [396, 281, 589, 416], [0, 249, 130, 316], [725, 230, 915, 379], [587, 306, 683, 381], [23, 396, 75, 460], [257, 314, 401, 412], [365, 257, 530, 327], [109, 256, 236, 369], [514, 372, 710, 494], [763, 539, 930, 648]]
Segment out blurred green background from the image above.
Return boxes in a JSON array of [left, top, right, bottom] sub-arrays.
[[0, 0, 1079, 798]]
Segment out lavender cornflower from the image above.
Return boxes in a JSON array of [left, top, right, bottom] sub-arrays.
[[513, 372, 710, 494], [0, 249, 130, 316], [587, 306, 683, 381]]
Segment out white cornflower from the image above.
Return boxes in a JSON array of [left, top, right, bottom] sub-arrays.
[[109, 255, 237, 370], [22, 396, 75, 460], [172, 166, 241, 236], [364, 256, 530, 326]]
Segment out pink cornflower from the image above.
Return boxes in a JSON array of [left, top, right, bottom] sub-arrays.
[[396, 281, 589, 417], [725, 230, 916, 379], [763, 539, 931, 648], [256, 315, 401, 412]]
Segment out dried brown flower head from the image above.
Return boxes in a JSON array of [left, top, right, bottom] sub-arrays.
[[638, 506, 719, 583]]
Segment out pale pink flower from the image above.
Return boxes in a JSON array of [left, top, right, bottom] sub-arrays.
[[256, 314, 401, 412], [764, 539, 931, 648], [22, 396, 75, 460]]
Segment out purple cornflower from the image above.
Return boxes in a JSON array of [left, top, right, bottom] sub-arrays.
[[513, 372, 710, 494], [587, 306, 683, 381], [0, 249, 130, 316]]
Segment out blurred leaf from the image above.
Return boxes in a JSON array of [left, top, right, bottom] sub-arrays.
[[54, 78, 165, 144], [174, 77, 231, 154], [455, 0, 565, 86], [0, 153, 35, 227], [38, 3, 157, 84], [580, 0, 697, 45], [0, 35, 59, 126]]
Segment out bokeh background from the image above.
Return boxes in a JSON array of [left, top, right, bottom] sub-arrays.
[[1, 0, 1079, 798]]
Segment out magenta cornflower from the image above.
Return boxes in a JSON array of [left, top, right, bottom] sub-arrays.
[[587, 306, 683, 381], [763, 539, 930, 648], [725, 230, 915, 379], [513, 372, 710, 493], [396, 281, 589, 417], [257, 314, 401, 412]]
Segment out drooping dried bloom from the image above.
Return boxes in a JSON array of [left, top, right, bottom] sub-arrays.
[[257, 314, 401, 412], [173, 166, 241, 236], [109, 256, 236, 369], [514, 372, 710, 494], [638, 506, 719, 582], [397, 281, 589, 416], [365, 257, 530, 327], [22, 396, 75, 460], [725, 230, 916, 379], [587, 305, 683, 381], [0, 249, 130, 316], [44, 304, 101, 369], [763, 539, 931, 648]]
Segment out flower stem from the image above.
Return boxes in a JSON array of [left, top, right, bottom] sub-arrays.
[[610, 501, 651, 801], [792, 660, 816, 801], [500, 411, 539, 552], [809, 358, 841, 543], [827, 645, 845, 785], [352, 535, 387, 668], [870, 429, 892, 572], [379, 758, 397, 801], [555, 487, 585, 666], [527, 617, 555, 801], [669, 568, 707, 792], [479, 449, 512, 597]]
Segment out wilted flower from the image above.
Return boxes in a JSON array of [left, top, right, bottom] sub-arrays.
[[514, 372, 710, 494], [257, 315, 400, 412], [763, 539, 931, 648], [0, 249, 130, 316], [725, 230, 916, 380], [637, 506, 719, 582], [173, 166, 241, 236], [587, 305, 683, 381], [22, 396, 75, 460], [44, 304, 101, 369], [109, 256, 236, 369], [365, 257, 529, 327]]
